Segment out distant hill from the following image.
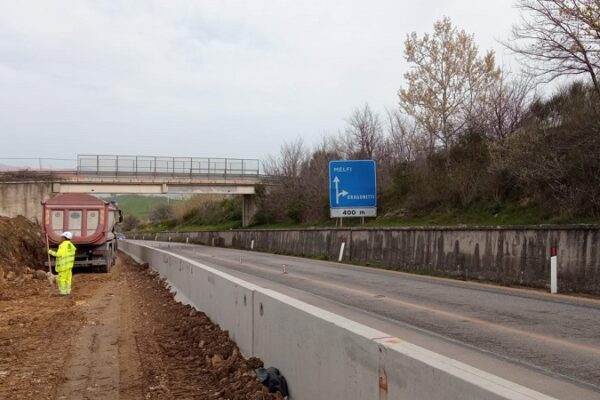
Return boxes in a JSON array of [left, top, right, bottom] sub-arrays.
[[104, 195, 173, 221]]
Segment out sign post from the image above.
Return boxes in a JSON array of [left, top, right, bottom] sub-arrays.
[[329, 160, 377, 218]]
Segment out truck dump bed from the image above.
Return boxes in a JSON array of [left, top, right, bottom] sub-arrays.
[[42, 193, 122, 272], [43, 193, 117, 245]]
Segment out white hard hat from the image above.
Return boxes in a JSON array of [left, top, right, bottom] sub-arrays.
[[61, 232, 73, 240]]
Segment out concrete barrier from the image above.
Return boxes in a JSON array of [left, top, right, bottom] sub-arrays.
[[128, 226, 600, 294], [122, 241, 257, 356], [120, 240, 557, 400]]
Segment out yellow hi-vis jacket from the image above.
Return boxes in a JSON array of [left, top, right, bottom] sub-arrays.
[[48, 240, 77, 272]]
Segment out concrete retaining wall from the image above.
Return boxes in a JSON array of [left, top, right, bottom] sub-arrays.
[[0, 181, 54, 222], [128, 226, 600, 294], [120, 240, 556, 400]]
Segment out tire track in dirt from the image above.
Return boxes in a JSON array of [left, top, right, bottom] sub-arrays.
[[56, 283, 121, 399], [117, 276, 143, 399], [0, 274, 107, 399]]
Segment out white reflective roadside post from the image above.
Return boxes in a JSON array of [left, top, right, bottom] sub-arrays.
[[338, 242, 346, 262], [550, 245, 558, 294]]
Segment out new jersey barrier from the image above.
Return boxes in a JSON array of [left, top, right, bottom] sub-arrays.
[[120, 240, 557, 400]]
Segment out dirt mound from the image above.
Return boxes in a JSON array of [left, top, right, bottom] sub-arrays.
[[0, 215, 45, 282], [128, 257, 285, 400]]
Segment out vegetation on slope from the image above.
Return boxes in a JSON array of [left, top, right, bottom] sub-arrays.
[[105, 195, 172, 220], [139, 5, 600, 231]]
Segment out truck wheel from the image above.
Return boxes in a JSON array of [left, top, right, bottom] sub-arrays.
[[99, 248, 112, 273], [107, 247, 113, 272]]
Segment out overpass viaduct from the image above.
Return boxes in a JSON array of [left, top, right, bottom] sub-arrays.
[[0, 155, 267, 226]]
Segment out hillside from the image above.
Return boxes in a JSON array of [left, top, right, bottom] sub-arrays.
[[104, 195, 173, 221]]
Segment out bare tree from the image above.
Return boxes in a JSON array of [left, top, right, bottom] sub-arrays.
[[383, 109, 423, 164], [299, 138, 342, 221], [340, 103, 383, 159], [260, 138, 309, 223], [482, 72, 536, 141], [263, 137, 308, 177], [399, 17, 501, 153], [508, 0, 600, 97], [495, 81, 600, 213]]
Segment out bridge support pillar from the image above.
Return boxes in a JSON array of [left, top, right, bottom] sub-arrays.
[[242, 194, 257, 227]]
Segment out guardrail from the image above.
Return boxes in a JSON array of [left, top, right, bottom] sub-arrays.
[[77, 155, 261, 178], [0, 155, 268, 182], [0, 157, 77, 168]]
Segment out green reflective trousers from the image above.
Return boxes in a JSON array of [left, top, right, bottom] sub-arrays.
[[48, 240, 76, 295], [57, 268, 72, 295]]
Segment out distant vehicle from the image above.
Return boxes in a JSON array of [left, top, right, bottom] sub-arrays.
[[42, 193, 123, 273], [116, 233, 126, 240]]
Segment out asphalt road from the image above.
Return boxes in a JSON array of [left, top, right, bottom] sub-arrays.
[[143, 241, 600, 399]]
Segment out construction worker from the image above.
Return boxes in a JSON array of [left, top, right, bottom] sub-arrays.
[[48, 231, 77, 295]]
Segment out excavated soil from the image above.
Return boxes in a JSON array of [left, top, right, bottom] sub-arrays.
[[0, 216, 45, 283], [0, 253, 283, 400]]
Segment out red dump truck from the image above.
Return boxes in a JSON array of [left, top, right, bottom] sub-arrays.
[[42, 193, 123, 273]]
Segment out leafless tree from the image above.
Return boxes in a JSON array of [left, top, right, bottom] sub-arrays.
[[263, 137, 308, 177], [383, 109, 424, 164], [481, 72, 536, 141], [507, 0, 600, 97], [298, 138, 342, 221], [496, 81, 600, 213], [340, 103, 383, 159]]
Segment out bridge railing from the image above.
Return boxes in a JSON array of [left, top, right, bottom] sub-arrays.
[[77, 155, 261, 179], [0, 157, 77, 170]]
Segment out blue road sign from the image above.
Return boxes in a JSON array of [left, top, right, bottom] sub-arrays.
[[329, 160, 377, 218]]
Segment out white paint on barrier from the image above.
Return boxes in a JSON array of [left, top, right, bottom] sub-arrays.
[[256, 287, 558, 400], [253, 290, 380, 399], [374, 338, 557, 400], [122, 241, 262, 292]]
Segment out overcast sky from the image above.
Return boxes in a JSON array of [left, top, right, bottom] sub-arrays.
[[0, 0, 520, 167]]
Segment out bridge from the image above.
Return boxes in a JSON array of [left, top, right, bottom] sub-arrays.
[[0, 155, 267, 226]]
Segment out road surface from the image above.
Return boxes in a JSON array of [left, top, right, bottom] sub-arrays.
[[144, 240, 600, 400]]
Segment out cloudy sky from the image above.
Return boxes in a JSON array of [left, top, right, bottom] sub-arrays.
[[0, 0, 520, 167]]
